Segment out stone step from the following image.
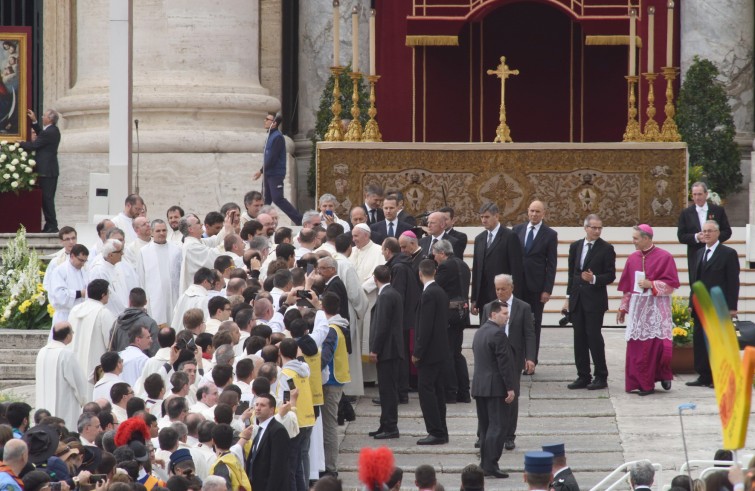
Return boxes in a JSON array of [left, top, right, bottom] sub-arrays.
[[0, 329, 49, 349], [0, 380, 33, 391], [0, 364, 35, 379], [1, 349, 40, 365]]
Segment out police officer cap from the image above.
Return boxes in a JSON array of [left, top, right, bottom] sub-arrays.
[[542, 443, 565, 457], [525, 451, 554, 474]]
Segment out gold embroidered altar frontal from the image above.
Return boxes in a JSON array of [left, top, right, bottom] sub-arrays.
[[316, 142, 688, 227]]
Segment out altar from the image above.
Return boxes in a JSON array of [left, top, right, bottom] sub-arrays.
[[316, 142, 688, 227]]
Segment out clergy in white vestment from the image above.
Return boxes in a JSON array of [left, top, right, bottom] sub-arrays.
[[89, 219, 115, 262], [92, 352, 125, 402], [88, 239, 135, 317], [69, 279, 116, 387], [49, 244, 90, 325], [171, 268, 214, 332], [189, 383, 218, 420], [294, 228, 318, 261], [35, 322, 89, 430], [111, 194, 145, 244], [139, 220, 182, 326], [223, 234, 246, 270], [43, 226, 78, 292], [119, 325, 154, 386], [124, 217, 152, 269], [133, 326, 178, 397], [166, 205, 185, 243], [349, 224, 386, 383], [332, 236, 369, 397], [178, 211, 234, 295]]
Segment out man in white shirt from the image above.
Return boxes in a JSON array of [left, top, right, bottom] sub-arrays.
[[205, 296, 231, 335], [166, 205, 185, 243], [124, 216, 152, 267], [190, 383, 219, 420], [240, 191, 263, 226], [110, 382, 134, 423], [134, 327, 177, 397], [88, 238, 136, 317], [48, 244, 90, 325], [69, 279, 116, 384], [178, 211, 235, 294], [93, 351, 125, 402], [111, 194, 145, 244], [90, 219, 115, 261], [318, 193, 351, 232], [77, 412, 102, 447], [43, 226, 78, 291], [139, 219, 182, 325], [222, 234, 246, 269], [294, 228, 318, 261], [119, 325, 154, 386], [252, 298, 286, 333], [172, 268, 214, 332]]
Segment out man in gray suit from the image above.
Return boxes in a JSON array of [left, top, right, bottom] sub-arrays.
[[472, 300, 516, 479], [482, 274, 536, 451]]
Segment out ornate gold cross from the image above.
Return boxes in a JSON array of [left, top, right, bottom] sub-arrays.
[[487, 56, 519, 143]]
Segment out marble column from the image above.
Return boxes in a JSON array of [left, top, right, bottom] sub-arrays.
[[681, 0, 754, 139], [44, 0, 285, 225]]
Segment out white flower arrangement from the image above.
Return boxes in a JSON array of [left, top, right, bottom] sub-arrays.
[[708, 191, 722, 205], [0, 141, 38, 194]]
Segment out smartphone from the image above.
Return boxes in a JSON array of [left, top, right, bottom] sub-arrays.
[[50, 483, 61, 491], [296, 290, 311, 300], [235, 401, 250, 415], [325, 210, 334, 217], [286, 378, 296, 390], [89, 475, 107, 483], [283, 390, 291, 403], [306, 263, 315, 275]]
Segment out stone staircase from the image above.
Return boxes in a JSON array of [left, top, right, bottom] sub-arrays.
[[0, 330, 48, 390], [0, 232, 61, 259]]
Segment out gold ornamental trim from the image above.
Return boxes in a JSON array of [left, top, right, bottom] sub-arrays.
[[405, 35, 459, 46], [586, 35, 643, 48]]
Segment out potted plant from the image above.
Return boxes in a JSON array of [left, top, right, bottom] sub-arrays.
[[670, 296, 695, 373], [0, 141, 42, 232]]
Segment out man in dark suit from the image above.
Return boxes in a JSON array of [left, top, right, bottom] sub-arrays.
[[418, 211, 459, 257], [686, 220, 740, 387], [512, 200, 558, 365], [20, 109, 61, 233], [432, 239, 472, 403], [481, 274, 536, 450], [564, 214, 616, 391], [471, 202, 524, 317], [370, 195, 412, 245], [413, 259, 450, 445], [471, 300, 515, 478], [677, 181, 732, 274], [382, 237, 420, 403], [317, 256, 350, 321], [368, 265, 404, 439], [440, 206, 468, 259], [243, 393, 291, 491], [361, 183, 385, 225]]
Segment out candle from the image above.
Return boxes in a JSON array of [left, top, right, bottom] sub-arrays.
[[369, 9, 376, 76], [629, 9, 636, 76], [666, 0, 674, 67], [333, 0, 340, 67], [647, 7, 655, 73], [352, 6, 359, 72]]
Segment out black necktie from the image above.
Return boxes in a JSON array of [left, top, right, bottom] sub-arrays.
[[582, 242, 592, 269], [525, 226, 535, 253], [388, 221, 394, 237], [251, 429, 261, 455], [704, 248, 710, 264], [369, 209, 376, 223]]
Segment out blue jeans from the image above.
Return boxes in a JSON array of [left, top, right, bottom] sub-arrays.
[[264, 174, 302, 225]]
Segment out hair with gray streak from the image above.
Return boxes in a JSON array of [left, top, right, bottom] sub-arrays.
[[431, 239, 453, 256], [629, 461, 655, 487], [102, 238, 123, 257]]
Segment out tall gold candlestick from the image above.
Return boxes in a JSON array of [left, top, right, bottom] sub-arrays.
[[344, 72, 363, 141], [362, 75, 382, 142], [660, 66, 681, 141], [623, 75, 642, 142], [642, 73, 661, 141], [324, 66, 345, 141]]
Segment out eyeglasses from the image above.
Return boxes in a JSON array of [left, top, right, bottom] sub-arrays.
[[75, 256, 88, 263]]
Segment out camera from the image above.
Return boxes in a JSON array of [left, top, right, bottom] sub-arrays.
[[558, 308, 571, 327], [176, 337, 197, 352], [296, 290, 312, 300]]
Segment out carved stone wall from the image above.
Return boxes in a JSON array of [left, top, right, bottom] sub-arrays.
[[317, 143, 688, 227]]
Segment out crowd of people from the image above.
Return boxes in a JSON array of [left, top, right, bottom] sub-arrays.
[[0, 175, 743, 490]]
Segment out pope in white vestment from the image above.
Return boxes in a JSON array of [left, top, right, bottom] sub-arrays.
[[49, 256, 89, 325], [69, 293, 116, 388], [36, 326, 89, 430], [139, 239, 182, 325]]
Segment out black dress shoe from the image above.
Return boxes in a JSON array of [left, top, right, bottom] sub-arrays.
[[661, 380, 672, 390], [371, 398, 381, 405], [685, 378, 711, 387], [474, 439, 480, 448], [587, 378, 608, 390], [483, 469, 509, 478], [637, 389, 655, 396], [368, 428, 383, 437], [399, 395, 409, 404], [374, 431, 400, 439], [504, 439, 516, 450], [445, 396, 458, 404], [417, 435, 447, 445], [567, 378, 591, 389], [457, 393, 472, 403]]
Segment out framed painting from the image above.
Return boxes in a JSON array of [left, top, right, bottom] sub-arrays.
[[0, 28, 30, 142]]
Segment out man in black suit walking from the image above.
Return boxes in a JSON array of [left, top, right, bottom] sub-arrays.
[[361, 183, 385, 225], [481, 274, 536, 451], [317, 256, 350, 321], [368, 265, 404, 439], [418, 212, 458, 257], [564, 214, 615, 391], [432, 239, 472, 403], [413, 259, 450, 445], [677, 181, 732, 275], [512, 200, 557, 365], [471, 300, 515, 478], [370, 195, 412, 245], [440, 206, 468, 259], [242, 393, 291, 491], [471, 203, 524, 317], [20, 109, 61, 233], [686, 220, 740, 388]]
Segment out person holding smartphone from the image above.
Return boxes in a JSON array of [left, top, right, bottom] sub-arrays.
[[318, 193, 351, 232]]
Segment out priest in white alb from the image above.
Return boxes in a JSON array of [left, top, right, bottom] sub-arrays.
[[88, 239, 137, 317], [111, 194, 145, 245], [69, 279, 116, 389], [43, 226, 78, 291], [139, 219, 182, 326], [178, 211, 234, 294], [172, 267, 214, 332], [124, 216, 152, 268], [36, 322, 89, 430], [49, 244, 90, 325], [349, 224, 386, 383]]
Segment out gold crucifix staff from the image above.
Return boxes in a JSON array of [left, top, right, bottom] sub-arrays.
[[487, 56, 519, 143]]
